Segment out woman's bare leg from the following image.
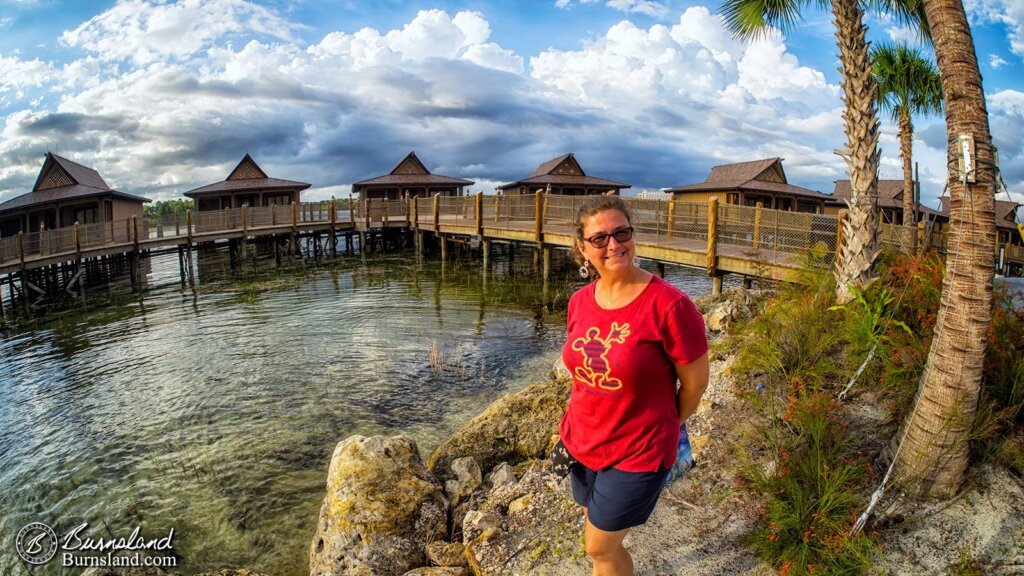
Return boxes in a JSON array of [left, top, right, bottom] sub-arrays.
[[584, 515, 632, 576]]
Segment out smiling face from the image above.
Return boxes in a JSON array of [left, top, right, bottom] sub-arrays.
[[577, 208, 635, 281]]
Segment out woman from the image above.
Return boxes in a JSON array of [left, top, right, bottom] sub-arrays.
[[559, 195, 709, 576]]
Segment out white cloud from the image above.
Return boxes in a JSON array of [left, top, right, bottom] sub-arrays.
[[967, 0, 1024, 59], [0, 17, 13, 29], [59, 0, 300, 64], [990, 53, 1009, 68], [606, 0, 671, 19], [0, 54, 56, 92], [885, 25, 920, 43], [0, 4, 864, 204]]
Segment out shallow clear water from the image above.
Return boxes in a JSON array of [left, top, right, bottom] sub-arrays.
[[0, 247, 731, 575]]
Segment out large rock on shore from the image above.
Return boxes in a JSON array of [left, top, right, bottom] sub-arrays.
[[427, 379, 571, 483], [309, 435, 448, 576]]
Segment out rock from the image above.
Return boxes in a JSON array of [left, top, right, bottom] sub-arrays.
[[427, 379, 571, 483], [197, 572, 269, 576], [425, 541, 467, 567], [507, 493, 534, 516], [445, 457, 482, 507], [462, 463, 584, 575], [462, 510, 503, 544], [401, 568, 467, 576], [705, 302, 737, 332], [309, 435, 449, 576], [487, 462, 517, 487], [551, 358, 571, 380]]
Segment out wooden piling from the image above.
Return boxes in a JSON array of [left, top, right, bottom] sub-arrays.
[[74, 221, 85, 304], [475, 192, 483, 236], [667, 198, 676, 237], [706, 197, 718, 277], [656, 262, 665, 277], [186, 209, 195, 285], [440, 234, 448, 262], [534, 191, 544, 242], [753, 202, 763, 249], [412, 196, 419, 230], [542, 246, 551, 280], [433, 193, 440, 230], [329, 198, 337, 256], [482, 238, 490, 271], [836, 209, 848, 259], [712, 274, 723, 295], [291, 201, 299, 257]]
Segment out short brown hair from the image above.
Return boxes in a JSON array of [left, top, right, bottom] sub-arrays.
[[570, 194, 633, 277]]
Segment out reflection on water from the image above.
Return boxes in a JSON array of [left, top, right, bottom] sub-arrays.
[[0, 246, 731, 575]]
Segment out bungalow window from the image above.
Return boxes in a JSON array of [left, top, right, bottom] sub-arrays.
[[73, 206, 99, 224], [264, 194, 292, 206]]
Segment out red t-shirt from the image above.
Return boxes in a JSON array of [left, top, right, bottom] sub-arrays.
[[559, 275, 708, 473]]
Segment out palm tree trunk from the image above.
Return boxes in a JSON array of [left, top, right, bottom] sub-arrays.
[[891, 0, 996, 498], [900, 111, 916, 251], [832, 0, 880, 304]]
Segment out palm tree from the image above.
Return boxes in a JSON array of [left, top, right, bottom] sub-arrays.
[[719, 0, 921, 303], [891, 0, 996, 498], [872, 41, 943, 251]]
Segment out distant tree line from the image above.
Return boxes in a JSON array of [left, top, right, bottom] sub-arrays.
[[144, 199, 195, 219]]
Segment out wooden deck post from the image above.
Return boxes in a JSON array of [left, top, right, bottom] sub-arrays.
[[475, 192, 483, 236], [291, 201, 299, 257], [753, 201, 763, 249], [433, 193, 440, 230], [241, 203, 248, 236], [706, 197, 718, 277], [349, 194, 355, 226], [329, 198, 337, 256], [383, 197, 390, 226], [412, 196, 419, 230], [364, 197, 370, 229], [39, 222, 45, 256], [130, 215, 140, 289], [74, 221, 85, 304], [18, 232, 28, 312], [175, 212, 181, 237], [535, 191, 544, 242], [667, 198, 676, 237], [494, 195, 501, 224], [186, 209, 194, 285], [836, 209, 848, 260], [272, 203, 278, 226]]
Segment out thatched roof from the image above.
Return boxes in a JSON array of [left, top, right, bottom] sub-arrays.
[[498, 153, 630, 190], [0, 153, 149, 213], [666, 158, 828, 200], [354, 152, 474, 188], [831, 180, 943, 218], [184, 154, 311, 197]]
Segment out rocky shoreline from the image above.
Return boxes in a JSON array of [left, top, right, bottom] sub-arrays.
[[84, 287, 1024, 575], [302, 289, 762, 576]]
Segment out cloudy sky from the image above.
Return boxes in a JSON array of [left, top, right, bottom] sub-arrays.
[[1, 0, 1022, 213]]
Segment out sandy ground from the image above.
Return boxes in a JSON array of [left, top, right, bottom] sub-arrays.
[[528, 348, 1024, 576]]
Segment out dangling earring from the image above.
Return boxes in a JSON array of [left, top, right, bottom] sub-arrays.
[[633, 256, 640, 268], [579, 263, 590, 279]]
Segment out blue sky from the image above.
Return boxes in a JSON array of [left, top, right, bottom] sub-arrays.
[[1, 0, 1022, 214]]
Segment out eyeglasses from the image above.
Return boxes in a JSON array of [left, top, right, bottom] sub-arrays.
[[583, 226, 634, 248]]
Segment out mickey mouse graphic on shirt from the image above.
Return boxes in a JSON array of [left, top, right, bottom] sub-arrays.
[[571, 322, 631, 390]]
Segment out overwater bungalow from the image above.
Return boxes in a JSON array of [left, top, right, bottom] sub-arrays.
[[825, 180, 948, 226], [353, 152, 474, 201], [184, 154, 310, 211], [665, 158, 829, 213], [0, 153, 149, 238], [498, 153, 630, 196]]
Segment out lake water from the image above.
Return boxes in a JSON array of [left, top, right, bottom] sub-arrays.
[[0, 247, 730, 575]]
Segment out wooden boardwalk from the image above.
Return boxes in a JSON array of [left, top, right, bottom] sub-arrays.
[[2, 193, 1015, 287]]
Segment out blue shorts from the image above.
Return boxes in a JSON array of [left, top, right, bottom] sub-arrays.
[[570, 463, 669, 532]]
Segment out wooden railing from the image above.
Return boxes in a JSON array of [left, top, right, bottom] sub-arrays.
[[2, 194, 1022, 274]]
